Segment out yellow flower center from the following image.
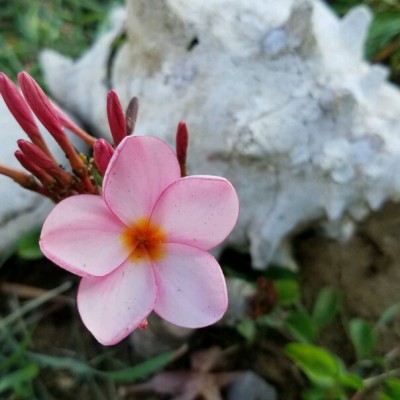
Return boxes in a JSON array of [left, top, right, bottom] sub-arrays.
[[121, 217, 166, 262]]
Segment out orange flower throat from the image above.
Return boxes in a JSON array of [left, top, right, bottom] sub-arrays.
[[121, 218, 166, 262]]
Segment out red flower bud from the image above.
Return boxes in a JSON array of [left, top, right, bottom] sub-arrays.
[[0, 73, 41, 139], [14, 150, 55, 187], [18, 72, 65, 140], [17, 139, 73, 186], [176, 121, 189, 177], [17, 139, 54, 170], [93, 139, 114, 175], [107, 90, 126, 147], [18, 72, 87, 173]]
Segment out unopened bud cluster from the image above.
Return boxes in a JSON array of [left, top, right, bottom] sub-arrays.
[[0, 72, 189, 202]]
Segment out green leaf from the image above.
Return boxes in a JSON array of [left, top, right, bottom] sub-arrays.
[[275, 279, 300, 306], [285, 311, 317, 343], [285, 343, 339, 388], [28, 348, 179, 383], [382, 378, 400, 399], [0, 329, 33, 371], [257, 313, 283, 329], [338, 372, 364, 390], [236, 320, 257, 342], [311, 287, 341, 330], [379, 394, 395, 400], [27, 352, 95, 376], [376, 303, 400, 329], [263, 266, 298, 281], [17, 229, 43, 260], [348, 319, 375, 360], [301, 386, 330, 400], [0, 281, 72, 331], [0, 364, 39, 393], [101, 350, 178, 382]]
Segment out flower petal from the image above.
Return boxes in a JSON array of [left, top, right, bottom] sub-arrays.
[[151, 176, 239, 250], [40, 195, 128, 277], [78, 257, 156, 345], [103, 136, 181, 225], [153, 244, 228, 328]]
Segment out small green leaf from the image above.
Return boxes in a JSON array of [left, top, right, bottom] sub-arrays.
[[257, 313, 283, 329], [301, 386, 330, 400], [348, 319, 375, 360], [275, 279, 300, 306], [236, 320, 257, 342], [0, 364, 39, 394], [263, 266, 298, 280], [338, 372, 364, 390], [311, 287, 341, 330], [0, 281, 72, 330], [376, 303, 400, 329], [27, 352, 95, 376], [285, 343, 339, 388], [28, 348, 179, 383], [17, 229, 43, 260], [382, 378, 400, 399], [101, 350, 178, 382], [285, 311, 317, 343], [379, 394, 395, 400]]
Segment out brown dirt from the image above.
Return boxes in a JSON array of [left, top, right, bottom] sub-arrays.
[[295, 201, 400, 356]]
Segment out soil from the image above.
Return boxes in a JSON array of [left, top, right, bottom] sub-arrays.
[[295, 202, 400, 356]]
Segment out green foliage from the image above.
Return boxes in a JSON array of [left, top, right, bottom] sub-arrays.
[[0, 279, 180, 398], [379, 378, 400, 400], [275, 278, 300, 306], [0, 0, 123, 85], [17, 229, 43, 260], [376, 302, 400, 328], [311, 287, 341, 330], [285, 343, 364, 399], [27, 347, 179, 382], [348, 319, 376, 361], [285, 311, 317, 344], [285, 343, 340, 388], [235, 265, 400, 399], [0, 282, 71, 398], [236, 319, 258, 343]]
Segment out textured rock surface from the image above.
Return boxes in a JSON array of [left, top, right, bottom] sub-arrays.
[[41, 0, 400, 269]]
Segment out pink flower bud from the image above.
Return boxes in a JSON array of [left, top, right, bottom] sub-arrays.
[[17, 139, 73, 186], [15, 150, 55, 187], [0, 73, 42, 139], [17, 139, 54, 170], [176, 121, 189, 177], [18, 72, 65, 140], [107, 90, 127, 147], [93, 139, 114, 175], [18, 72, 87, 173]]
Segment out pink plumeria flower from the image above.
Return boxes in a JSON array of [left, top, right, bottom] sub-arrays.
[[40, 135, 239, 345]]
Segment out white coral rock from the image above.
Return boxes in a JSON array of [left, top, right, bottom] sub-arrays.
[[41, 0, 400, 268]]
